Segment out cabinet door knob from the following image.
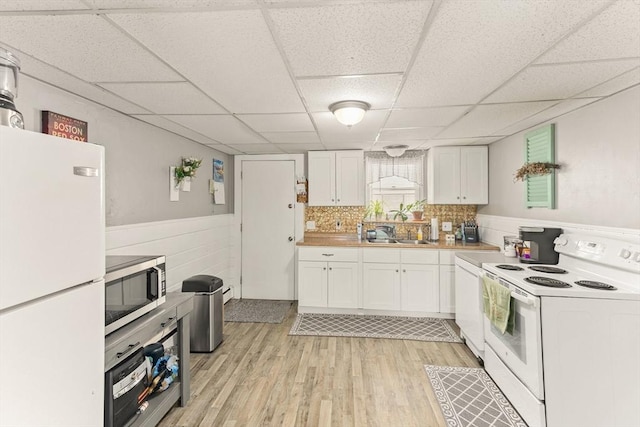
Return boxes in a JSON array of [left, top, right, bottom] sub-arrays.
[[403, 269, 406, 273], [396, 269, 399, 273], [288, 236, 294, 242], [323, 267, 326, 270], [337, 199, 340, 202], [456, 196, 460, 199], [329, 267, 332, 271], [463, 196, 466, 200], [288, 203, 293, 208]]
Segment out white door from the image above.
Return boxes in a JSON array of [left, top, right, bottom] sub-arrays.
[[307, 151, 335, 206], [363, 263, 401, 310], [298, 261, 327, 307], [335, 151, 364, 206], [439, 265, 455, 313], [401, 264, 439, 312], [241, 160, 296, 300], [327, 262, 359, 308], [460, 146, 488, 204]]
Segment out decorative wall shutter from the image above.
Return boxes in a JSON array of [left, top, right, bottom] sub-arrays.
[[524, 124, 555, 209]]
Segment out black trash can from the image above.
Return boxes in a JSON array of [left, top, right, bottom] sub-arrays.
[[182, 275, 223, 352]]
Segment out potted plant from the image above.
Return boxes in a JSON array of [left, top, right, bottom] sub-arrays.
[[365, 200, 385, 220], [407, 199, 426, 220], [389, 203, 410, 222], [174, 157, 202, 189]]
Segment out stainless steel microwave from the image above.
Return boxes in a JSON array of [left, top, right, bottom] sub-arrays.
[[105, 255, 166, 335]]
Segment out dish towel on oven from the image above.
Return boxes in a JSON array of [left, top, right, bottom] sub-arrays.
[[482, 275, 515, 334]]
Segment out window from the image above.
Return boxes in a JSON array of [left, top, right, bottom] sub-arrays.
[[365, 151, 424, 216]]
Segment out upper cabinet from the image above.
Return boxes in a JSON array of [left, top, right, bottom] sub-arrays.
[[308, 150, 365, 206], [426, 146, 488, 205]]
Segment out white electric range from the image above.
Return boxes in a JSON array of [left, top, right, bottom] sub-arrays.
[[481, 233, 640, 427]]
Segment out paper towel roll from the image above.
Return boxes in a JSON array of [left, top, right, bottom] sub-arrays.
[[430, 218, 439, 240]]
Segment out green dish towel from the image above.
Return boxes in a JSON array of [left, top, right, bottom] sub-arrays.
[[482, 275, 515, 334]]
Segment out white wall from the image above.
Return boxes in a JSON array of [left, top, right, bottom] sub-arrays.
[[106, 215, 236, 298], [478, 86, 640, 230], [16, 75, 233, 227]]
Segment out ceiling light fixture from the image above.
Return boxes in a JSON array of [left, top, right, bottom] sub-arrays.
[[383, 144, 409, 157], [329, 100, 370, 127]]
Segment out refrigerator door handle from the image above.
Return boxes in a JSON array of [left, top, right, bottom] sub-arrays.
[[73, 166, 99, 177]]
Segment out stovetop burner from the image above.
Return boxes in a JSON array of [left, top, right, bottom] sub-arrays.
[[529, 266, 568, 274], [575, 280, 617, 290], [525, 276, 572, 288], [496, 264, 524, 271]]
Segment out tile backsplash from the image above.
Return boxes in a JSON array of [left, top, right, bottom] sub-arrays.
[[305, 204, 477, 235]]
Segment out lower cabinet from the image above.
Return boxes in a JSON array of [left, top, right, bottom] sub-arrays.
[[439, 265, 455, 314], [362, 263, 401, 310], [298, 247, 359, 308], [402, 264, 439, 312], [362, 248, 439, 313]]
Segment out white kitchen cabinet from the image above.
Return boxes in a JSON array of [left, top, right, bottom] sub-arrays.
[[363, 263, 401, 310], [362, 248, 439, 313], [401, 264, 439, 312], [308, 150, 364, 206], [298, 261, 328, 307], [439, 265, 455, 314], [427, 146, 488, 205], [298, 247, 359, 308]]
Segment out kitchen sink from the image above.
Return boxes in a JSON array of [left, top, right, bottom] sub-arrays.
[[396, 239, 430, 245], [367, 238, 397, 244]]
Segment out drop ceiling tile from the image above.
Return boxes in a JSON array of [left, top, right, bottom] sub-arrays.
[[87, 0, 257, 8], [484, 59, 640, 103], [99, 82, 226, 114], [3, 44, 151, 114], [235, 144, 284, 154], [322, 141, 376, 150], [495, 98, 600, 136], [438, 101, 556, 138], [577, 67, 640, 98], [312, 110, 387, 142], [536, 0, 640, 64], [417, 137, 504, 149], [132, 115, 221, 145], [0, 15, 181, 82], [260, 131, 320, 144], [110, 10, 304, 113], [396, 0, 609, 107], [379, 127, 444, 141], [163, 115, 267, 144], [298, 74, 403, 112], [268, 1, 432, 76], [214, 146, 244, 155], [237, 113, 314, 132], [386, 106, 470, 128], [275, 143, 325, 154], [0, 0, 88, 10]]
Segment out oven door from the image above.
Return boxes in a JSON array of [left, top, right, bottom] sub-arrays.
[[483, 272, 544, 400]]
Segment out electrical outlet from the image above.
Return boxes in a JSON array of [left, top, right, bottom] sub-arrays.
[[336, 219, 342, 230], [306, 221, 316, 230], [442, 222, 452, 231]]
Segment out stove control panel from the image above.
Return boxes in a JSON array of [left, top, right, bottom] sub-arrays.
[[556, 233, 640, 272]]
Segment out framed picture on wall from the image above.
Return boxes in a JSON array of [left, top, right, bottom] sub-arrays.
[[41, 111, 88, 142], [213, 159, 225, 204]]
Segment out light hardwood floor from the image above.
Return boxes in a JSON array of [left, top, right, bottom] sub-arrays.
[[158, 305, 480, 427]]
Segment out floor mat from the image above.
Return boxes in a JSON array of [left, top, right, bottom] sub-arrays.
[[425, 365, 527, 427], [224, 299, 292, 323], [289, 313, 462, 342]]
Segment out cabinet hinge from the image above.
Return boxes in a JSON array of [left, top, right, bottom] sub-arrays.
[[240, 275, 242, 285], [240, 223, 242, 232]]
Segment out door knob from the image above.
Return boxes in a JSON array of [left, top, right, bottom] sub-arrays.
[[288, 236, 294, 242], [288, 204, 293, 208]]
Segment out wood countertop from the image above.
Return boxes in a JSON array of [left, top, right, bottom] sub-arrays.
[[297, 233, 500, 251]]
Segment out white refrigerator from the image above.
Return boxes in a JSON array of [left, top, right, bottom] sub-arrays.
[[0, 126, 105, 426]]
